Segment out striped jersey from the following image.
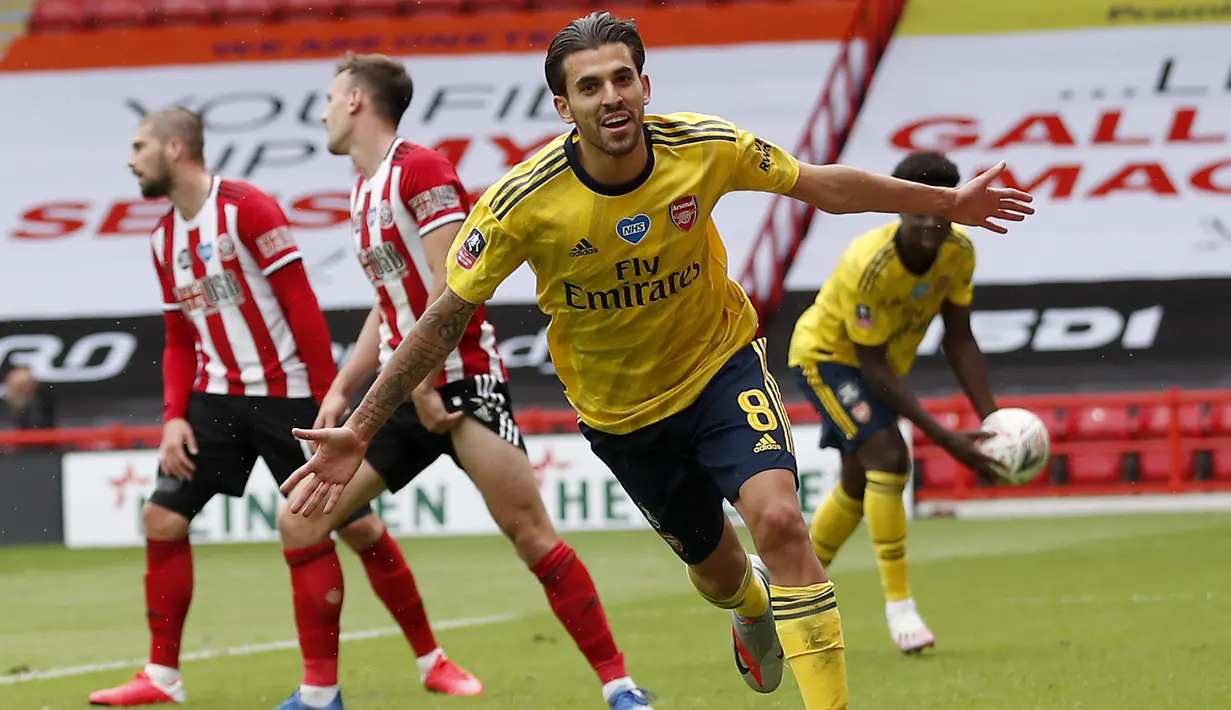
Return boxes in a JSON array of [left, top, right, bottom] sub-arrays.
[[151, 177, 333, 398], [350, 138, 505, 385]]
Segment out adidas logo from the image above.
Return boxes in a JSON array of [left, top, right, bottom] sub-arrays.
[[753, 433, 781, 453], [568, 238, 599, 257]]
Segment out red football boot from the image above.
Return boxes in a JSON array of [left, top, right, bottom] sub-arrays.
[[89, 671, 185, 706]]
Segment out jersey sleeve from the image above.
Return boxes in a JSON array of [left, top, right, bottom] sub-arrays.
[[446, 201, 525, 305], [724, 127, 802, 195], [151, 241, 179, 312], [836, 264, 898, 347], [400, 150, 469, 237], [235, 191, 302, 276], [947, 250, 976, 307]]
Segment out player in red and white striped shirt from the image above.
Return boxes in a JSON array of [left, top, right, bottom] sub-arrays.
[[89, 108, 465, 708], [270, 54, 652, 710]]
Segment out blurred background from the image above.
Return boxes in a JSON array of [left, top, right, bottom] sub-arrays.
[[1, 1, 1229, 707]]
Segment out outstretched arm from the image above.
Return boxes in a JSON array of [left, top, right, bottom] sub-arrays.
[[789, 164, 956, 217], [787, 161, 1033, 234], [344, 287, 478, 443]]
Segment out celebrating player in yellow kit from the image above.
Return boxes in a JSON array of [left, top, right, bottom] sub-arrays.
[[788, 151, 1004, 655], [281, 14, 1034, 710]]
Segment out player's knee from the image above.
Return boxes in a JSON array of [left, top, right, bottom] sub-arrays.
[[142, 502, 190, 540], [839, 457, 867, 500], [337, 513, 386, 552], [276, 505, 329, 549], [493, 501, 558, 565], [750, 498, 812, 555]]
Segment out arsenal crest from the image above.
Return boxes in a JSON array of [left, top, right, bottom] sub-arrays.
[[669, 195, 698, 232]]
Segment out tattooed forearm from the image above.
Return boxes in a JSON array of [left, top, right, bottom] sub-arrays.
[[346, 288, 478, 441]]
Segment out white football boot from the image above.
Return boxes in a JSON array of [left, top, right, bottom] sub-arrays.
[[730, 554, 785, 693], [886, 597, 935, 654]]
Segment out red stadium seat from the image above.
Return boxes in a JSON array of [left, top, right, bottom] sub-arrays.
[[341, 0, 405, 17], [1035, 407, 1068, 441], [1206, 403, 1231, 437], [918, 456, 959, 490], [1066, 453, 1122, 485], [1138, 450, 1190, 483], [29, 0, 88, 32], [1068, 406, 1133, 441], [86, 0, 150, 28], [1136, 404, 1205, 439], [911, 410, 964, 448], [282, 0, 341, 19], [148, 0, 218, 25], [219, 0, 277, 23]]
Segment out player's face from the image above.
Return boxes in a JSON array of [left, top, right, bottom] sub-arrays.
[[127, 125, 173, 199], [322, 72, 358, 155], [555, 43, 650, 158], [899, 213, 951, 255]]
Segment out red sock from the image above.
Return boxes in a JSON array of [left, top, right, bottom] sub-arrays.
[[285, 540, 344, 687], [532, 541, 627, 684], [146, 538, 193, 669], [359, 531, 438, 658]]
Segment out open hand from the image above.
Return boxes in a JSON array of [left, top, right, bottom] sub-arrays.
[[946, 161, 1035, 234], [281, 426, 367, 516]]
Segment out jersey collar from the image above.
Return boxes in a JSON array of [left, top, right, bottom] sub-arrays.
[[563, 126, 655, 197]]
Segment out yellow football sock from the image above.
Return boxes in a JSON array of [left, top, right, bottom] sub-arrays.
[[809, 485, 864, 566], [686, 555, 769, 618], [865, 470, 911, 602], [771, 582, 849, 710]]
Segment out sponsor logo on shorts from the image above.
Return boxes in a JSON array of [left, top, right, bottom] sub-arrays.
[[660, 532, 685, 553], [753, 433, 782, 453], [836, 381, 860, 405]]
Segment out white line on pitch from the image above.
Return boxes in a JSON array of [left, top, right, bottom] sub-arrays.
[[0, 613, 518, 685], [996, 592, 1218, 607]]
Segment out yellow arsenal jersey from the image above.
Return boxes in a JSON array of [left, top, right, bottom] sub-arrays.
[[447, 112, 801, 434], [787, 222, 977, 376]]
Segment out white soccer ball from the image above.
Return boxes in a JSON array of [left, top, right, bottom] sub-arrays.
[[977, 407, 1051, 485]]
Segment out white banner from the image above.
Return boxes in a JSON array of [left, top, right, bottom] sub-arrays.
[[1, 42, 835, 320], [786, 24, 1231, 290], [60, 424, 913, 549]]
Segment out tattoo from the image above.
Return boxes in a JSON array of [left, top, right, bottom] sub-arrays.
[[348, 289, 478, 439]]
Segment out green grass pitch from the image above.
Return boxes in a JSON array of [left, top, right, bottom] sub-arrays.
[[2, 512, 1228, 709]]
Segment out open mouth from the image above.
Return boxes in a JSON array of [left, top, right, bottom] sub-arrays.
[[601, 113, 631, 131]]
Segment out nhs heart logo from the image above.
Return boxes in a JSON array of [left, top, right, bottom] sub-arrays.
[[616, 214, 651, 245]]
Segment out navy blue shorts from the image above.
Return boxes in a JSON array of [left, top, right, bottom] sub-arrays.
[[580, 338, 797, 565], [791, 362, 898, 455]]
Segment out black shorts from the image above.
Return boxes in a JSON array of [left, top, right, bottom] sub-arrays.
[[793, 361, 899, 454], [579, 338, 798, 565], [149, 393, 374, 524], [366, 374, 526, 493]]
